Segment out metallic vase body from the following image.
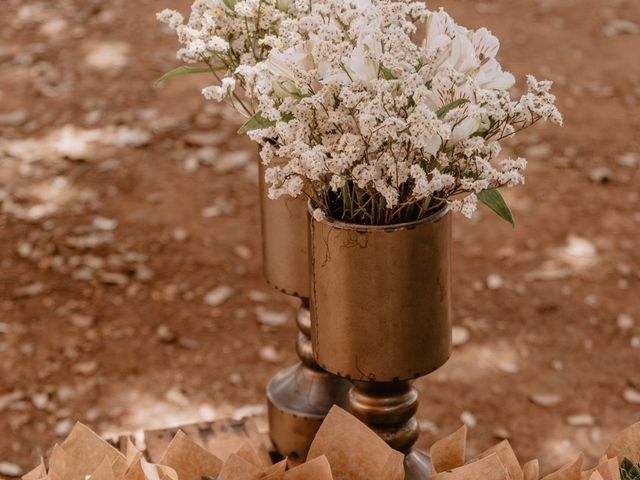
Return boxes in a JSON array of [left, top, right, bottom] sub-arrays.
[[259, 164, 309, 299], [310, 206, 452, 479], [310, 207, 452, 382], [260, 164, 350, 460]]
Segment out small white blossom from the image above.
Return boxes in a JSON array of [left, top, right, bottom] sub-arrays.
[[313, 208, 327, 222], [202, 77, 236, 101], [157, 9, 184, 30], [159, 0, 561, 225]]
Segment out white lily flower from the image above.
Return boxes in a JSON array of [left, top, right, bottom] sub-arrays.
[[265, 44, 312, 98], [471, 27, 500, 60], [447, 34, 480, 74], [319, 34, 381, 84], [449, 116, 481, 145], [477, 58, 515, 90], [422, 134, 445, 156], [344, 37, 381, 82], [424, 10, 457, 52]]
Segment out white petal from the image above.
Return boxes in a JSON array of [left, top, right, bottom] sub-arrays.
[[472, 27, 500, 59], [478, 59, 515, 90], [423, 134, 443, 156], [449, 34, 479, 73], [450, 117, 481, 144]]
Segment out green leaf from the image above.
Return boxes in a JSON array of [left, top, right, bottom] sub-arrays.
[[155, 66, 218, 86], [237, 112, 294, 134], [435, 98, 470, 119], [223, 0, 237, 9], [237, 113, 275, 134], [477, 188, 515, 226], [155, 66, 211, 86], [621, 458, 640, 480], [380, 66, 396, 80], [622, 458, 635, 471]]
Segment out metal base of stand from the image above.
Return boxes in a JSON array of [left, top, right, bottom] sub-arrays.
[[349, 380, 433, 478], [266, 362, 351, 461], [404, 449, 432, 480]]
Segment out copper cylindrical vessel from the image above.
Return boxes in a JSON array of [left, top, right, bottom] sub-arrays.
[[310, 207, 452, 382], [260, 163, 350, 459], [267, 303, 351, 460], [258, 163, 309, 298], [309, 206, 452, 479]]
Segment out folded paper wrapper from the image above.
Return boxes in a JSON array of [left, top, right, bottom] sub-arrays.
[[18, 405, 640, 480]]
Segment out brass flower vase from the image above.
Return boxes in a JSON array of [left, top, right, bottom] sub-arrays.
[[309, 206, 452, 479], [259, 165, 351, 461]]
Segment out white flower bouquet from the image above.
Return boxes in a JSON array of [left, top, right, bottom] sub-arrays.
[[158, 0, 562, 226]]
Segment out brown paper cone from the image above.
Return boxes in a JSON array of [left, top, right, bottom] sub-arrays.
[[430, 425, 467, 473], [90, 456, 118, 480], [216, 453, 262, 480], [125, 438, 141, 467], [541, 454, 583, 480], [474, 440, 523, 480], [260, 460, 287, 480], [431, 452, 510, 480], [122, 453, 145, 480], [204, 419, 271, 466], [307, 406, 404, 480], [595, 457, 621, 480], [523, 459, 540, 480], [21, 458, 46, 480], [159, 430, 223, 480], [49, 423, 128, 480], [48, 444, 69, 480], [589, 473, 605, 480], [235, 442, 268, 467], [284, 456, 333, 480], [606, 421, 640, 463]]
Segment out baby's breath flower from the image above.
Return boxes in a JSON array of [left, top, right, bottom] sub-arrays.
[[159, 0, 561, 225], [157, 9, 184, 30], [313, 208, 327, 222]]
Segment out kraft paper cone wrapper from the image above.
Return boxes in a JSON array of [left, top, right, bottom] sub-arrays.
[[541, 454, 583, 480], [139, 459, 178, 480], [91, 456, 118, 480], [216, 454, 286, 480], [523, 459, 540, 480], [159, 430, 223, 480], [47, 446, 69, 480], [307, 406, 404, 480], [430, 425, 467, 473], [606, 421, 640, 463], [22, 459, 46, 480], [284, 456, 333, 480], [217, 454, 262, 480], [596, 457, 621, 480], [474, 440, 523, 480], [261, 460, 287, 480], [123, 452, 146, 480], [234, 442, 268, 467], [431, 452, 510, 480], [124, 437, 142, 467], [203, 419, 271, 466], [49, 423, 129, 480], [580, 457, 621, 480]]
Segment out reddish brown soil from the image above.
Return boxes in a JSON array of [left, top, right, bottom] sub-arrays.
[[0, 0, 639, 476]]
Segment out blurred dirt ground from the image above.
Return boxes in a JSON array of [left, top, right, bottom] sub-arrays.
[[0, 0, 639, 476]]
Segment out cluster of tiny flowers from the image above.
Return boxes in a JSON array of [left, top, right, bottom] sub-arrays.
[[159, 0, 562, 224], [157, 0, 299, 117]]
